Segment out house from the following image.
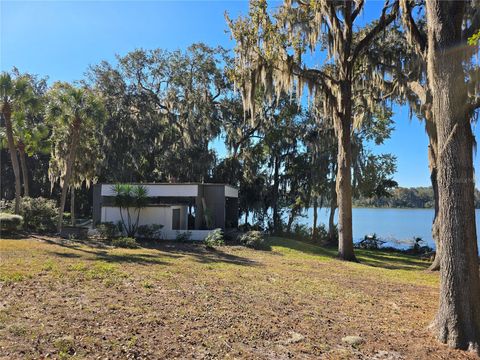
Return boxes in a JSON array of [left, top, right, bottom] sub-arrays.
[[92, 183, 238, 240]]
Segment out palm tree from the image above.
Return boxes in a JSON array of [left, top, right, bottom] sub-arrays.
[[46, 82, 104, 232], [0, 72, 37, 213], [112, 184, 149, 237]]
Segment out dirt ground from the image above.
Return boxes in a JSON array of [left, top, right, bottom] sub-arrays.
[[0, 235, 476, 359]]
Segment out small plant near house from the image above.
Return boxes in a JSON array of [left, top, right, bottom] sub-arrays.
[[204, 228, 225, 248], [111, 237, 139, 249], [96, 222, 119, 240], [111, 184, 149, 237], [239, 230, 266, 250], [176, 231, 192, 242], [0, 213, 23, 234], [136, 224, 164, 239]]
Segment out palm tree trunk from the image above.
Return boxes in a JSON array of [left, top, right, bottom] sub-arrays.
[[57, 118, 81, 232], [427, 0, 480, 351], [70, 187, 76, 226], [2, 103, 22, 214], [18, 142, 29, 197]]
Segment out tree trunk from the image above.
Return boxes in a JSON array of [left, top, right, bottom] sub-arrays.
[[272, 154, 281, 234], [287, 210, 294, 234], [427, 1, 480, 352], [1, 103, 22, 214], [70, 187, 76, 226], [428, 139, 440, 271], [334, 81, 356, 261], [312, 197, 318, 241], [57, 118, 81, 232], [18, 142, 29, 197], [328, 183, 337, 245]]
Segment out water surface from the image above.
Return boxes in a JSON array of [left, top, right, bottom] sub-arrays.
[[297, 208, 480, 249]]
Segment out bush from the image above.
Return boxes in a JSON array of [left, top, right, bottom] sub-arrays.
[[136, 224, 164, 239], [176, 231, 192, 242], [10, 197, 58, 233], [239, 230, 266, 250], [204, 228, 225, 248], [97, 222, 119, 240], [407, 237, 433, 255], [224, 229, 243, 243], [356, 234, 386, 250], [111, 237, 139, 248], [0, 213, 23, 233]]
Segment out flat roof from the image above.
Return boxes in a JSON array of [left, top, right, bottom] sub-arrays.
[[98, 182, 238, 190]]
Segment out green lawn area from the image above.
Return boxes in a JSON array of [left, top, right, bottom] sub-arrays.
[[0, 236, 474, 359]]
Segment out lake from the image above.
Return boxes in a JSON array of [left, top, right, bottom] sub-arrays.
[[296, 208, 480, 250]]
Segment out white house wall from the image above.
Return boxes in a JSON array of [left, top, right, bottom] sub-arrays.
[[101, 206, 188, 231], [224, 186, 239, 198], [100, 184, 198, 197]]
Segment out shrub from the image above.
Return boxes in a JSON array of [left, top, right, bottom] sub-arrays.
[[204, 228, 225, 248], [356, 234, 386, 250], [239, 230, 266, 250], [224, 229, 243, 243], [408, 237, 433, 255], [136, 224, 164, 239], [176, 231, 192, 242], [0, 213, 23, 233], [111, 237, 139, 249], [97, 222, 119, 240], [11, 197, 58, 233]]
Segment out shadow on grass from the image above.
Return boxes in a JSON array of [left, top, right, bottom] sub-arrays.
[[141, 241, 257, 266], [41, 237, 256, 267], [267, 236, 431, 271], [355, 250, 430, 270], [0, 232, 30, 240]]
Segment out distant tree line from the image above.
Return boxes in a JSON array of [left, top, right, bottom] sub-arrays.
[[353, 187, 480, 209]]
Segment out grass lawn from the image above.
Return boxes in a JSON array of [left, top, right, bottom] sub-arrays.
[[0, 236, 475, 359]]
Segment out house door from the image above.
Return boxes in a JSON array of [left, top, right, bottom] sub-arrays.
[[172, 208, 181, 230]]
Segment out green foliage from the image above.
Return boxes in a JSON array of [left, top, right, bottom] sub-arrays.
[[239, 230, 266, 250], [468, 30, 480, 46], [354, 186, 480, 208], [96, 222, 119, 240], [7, 197, 58, 233], [175, 231, 192, 242], [111, 184, 149, 237], [136, 224, 164, 239], [0, 213, 23, 233], [111, 237, 139, 249], [204, 228, 225, 248]]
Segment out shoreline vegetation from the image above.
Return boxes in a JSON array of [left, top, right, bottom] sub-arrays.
[[353, 186, 480, 209]]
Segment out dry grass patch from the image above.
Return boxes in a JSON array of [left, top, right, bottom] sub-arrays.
[[0, 236, 475, 359]]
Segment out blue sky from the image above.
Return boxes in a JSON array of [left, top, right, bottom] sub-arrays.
[[2, 0, 477, 187]]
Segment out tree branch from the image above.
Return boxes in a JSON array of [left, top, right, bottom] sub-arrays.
[[399, 0, 427, 58], [351, 0, 399, 64]]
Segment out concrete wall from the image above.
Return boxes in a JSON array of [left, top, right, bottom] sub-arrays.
[[101, 205, 188, 231], [203, 185, 225, 229]]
